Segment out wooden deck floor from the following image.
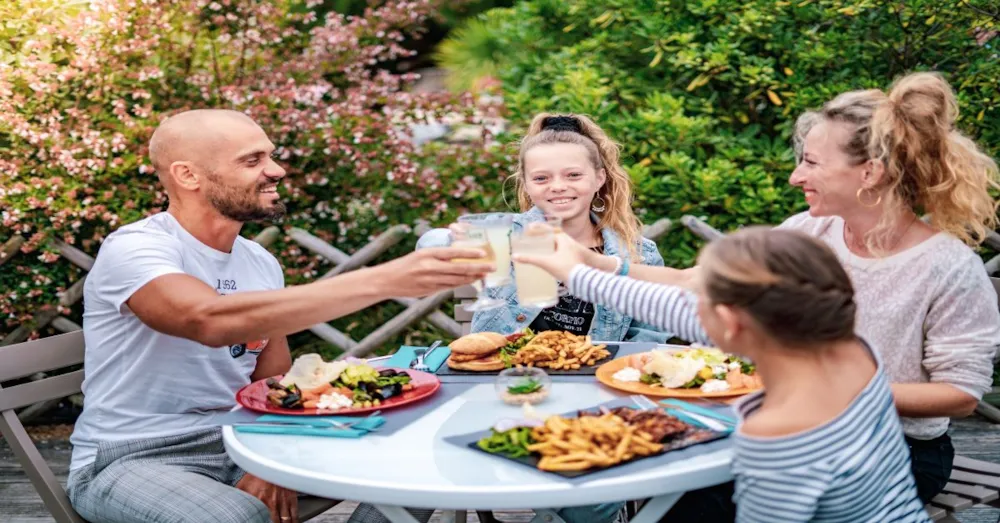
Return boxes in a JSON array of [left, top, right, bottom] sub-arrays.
[[3, 416, 999, 523]]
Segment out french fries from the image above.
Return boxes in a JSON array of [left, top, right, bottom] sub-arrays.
[[514, 331, 611, 370], [527, 413, 663, 471]]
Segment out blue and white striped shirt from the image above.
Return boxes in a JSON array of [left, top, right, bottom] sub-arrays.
[[568, 266, 930, 522]]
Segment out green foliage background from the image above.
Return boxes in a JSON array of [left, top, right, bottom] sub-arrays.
[[441, 0, 1000, 267], [3, 0, 1000, 367]]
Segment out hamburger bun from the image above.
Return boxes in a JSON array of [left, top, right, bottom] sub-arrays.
[[448, 352, 491, 363], [446, 353, 505, 371], [448, 332, 507, 356]]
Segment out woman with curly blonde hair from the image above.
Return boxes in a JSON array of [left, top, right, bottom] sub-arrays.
[[778, 71, 1000, 502]]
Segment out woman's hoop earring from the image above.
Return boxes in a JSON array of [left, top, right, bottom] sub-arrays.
[[856, 187, 882, 208], [591, 195, 607, 213]]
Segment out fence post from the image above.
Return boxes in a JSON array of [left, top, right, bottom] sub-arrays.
[[1, 236, 25, 266], [339, 290, 455, 360], [289, 228, 462, 338], [642, 218, 672, 241], [680, 215, 724, 241], [320, 225, 411, 279]]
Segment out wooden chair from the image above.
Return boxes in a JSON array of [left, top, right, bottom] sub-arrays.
[[0, 331, 337, 522], [926, 456, 1000, 521]]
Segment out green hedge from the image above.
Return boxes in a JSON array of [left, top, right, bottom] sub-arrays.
[[441, 0, 1000, 266]]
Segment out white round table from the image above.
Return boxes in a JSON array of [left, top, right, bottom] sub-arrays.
[[223, 382, 733, 523]]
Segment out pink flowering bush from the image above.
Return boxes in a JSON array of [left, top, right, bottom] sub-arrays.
[[0, 0, 513, 349]]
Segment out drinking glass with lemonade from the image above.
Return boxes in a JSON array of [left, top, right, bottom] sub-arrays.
[[452, 213, 562, 311], [511, 221, 561, 309], [453, 213, 514, 311]]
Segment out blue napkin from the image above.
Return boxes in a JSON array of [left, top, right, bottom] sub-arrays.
[[233, 415, 385, 438], [383, 345, 451, 372]]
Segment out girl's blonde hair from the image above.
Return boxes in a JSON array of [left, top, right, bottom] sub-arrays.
[[512, 113, 643, 260], [794, 71, 1000, 251]]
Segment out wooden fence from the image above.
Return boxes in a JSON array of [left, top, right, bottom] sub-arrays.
[[9, 213, 995, 421]]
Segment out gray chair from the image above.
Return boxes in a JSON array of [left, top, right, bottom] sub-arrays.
[[0, 330, 338, 522]]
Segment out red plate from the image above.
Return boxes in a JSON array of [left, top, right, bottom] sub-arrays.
[[235, 367, 441, 416]]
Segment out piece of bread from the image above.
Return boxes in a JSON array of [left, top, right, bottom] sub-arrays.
[[446, 353, 505, 371], [448, 332, 507, 355]]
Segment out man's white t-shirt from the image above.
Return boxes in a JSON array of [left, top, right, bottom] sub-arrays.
[[69, 212, 285, 471]]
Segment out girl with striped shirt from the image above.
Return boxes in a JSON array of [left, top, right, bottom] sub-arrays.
[[515, 226, 930, 522]]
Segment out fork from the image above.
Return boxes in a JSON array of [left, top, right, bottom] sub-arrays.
[[411, 340, 441, 372]]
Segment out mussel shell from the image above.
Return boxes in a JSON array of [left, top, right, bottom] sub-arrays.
[[378, 369, 398, 378], [379, 384, 403, 400], [265, 377, 281, 389], [281, 393, 302, 409], [266, 389, 288, 407]]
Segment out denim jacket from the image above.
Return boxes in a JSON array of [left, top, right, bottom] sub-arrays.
[[415, 207, 672, 343]]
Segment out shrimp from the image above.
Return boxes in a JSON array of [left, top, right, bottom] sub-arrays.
[[725, 368, 744, 388], [629, 353, 654, 369], [301, 382, 334, 401], [742, 373, 763, 389]]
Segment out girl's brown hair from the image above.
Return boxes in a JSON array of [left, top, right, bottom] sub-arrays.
[[512, 113, 643, 261], [794, 72, 1000, 251], [698, 227, 857, 346]]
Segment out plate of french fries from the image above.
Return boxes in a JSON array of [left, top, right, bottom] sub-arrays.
[[526, 413, 664, 472], [447, 398, 729, 478], [513, 331, 616, 373]]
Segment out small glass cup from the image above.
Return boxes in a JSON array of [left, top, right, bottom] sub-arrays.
[[495, 366, 551, 405], [453, 213, 514, 311]]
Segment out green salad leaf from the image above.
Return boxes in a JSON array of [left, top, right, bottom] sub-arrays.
[[506, 378, 543, 395], [375, 375, 411, 388], [640, 373, 660, 385]]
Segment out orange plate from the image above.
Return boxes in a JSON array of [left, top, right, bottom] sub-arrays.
[[595, 354, 761, 398]]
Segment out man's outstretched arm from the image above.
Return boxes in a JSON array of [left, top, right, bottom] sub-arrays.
[[126, 247, 491, 348]]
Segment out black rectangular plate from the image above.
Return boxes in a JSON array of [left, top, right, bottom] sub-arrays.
[[443, 397, 730, 479], [435, 344, 621, 376]]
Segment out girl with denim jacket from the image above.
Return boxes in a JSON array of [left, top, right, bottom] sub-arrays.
[[415, 113, 667, 523], [417, 113, 671, 346]]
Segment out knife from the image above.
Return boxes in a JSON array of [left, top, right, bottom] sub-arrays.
[[665, 408, 732, 433], [659, 398, 738, 425]]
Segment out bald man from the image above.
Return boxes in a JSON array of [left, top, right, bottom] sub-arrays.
[[66, 109, 491, 523]]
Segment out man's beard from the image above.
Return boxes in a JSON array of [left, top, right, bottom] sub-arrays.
[[205, 174, 286, 223]]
